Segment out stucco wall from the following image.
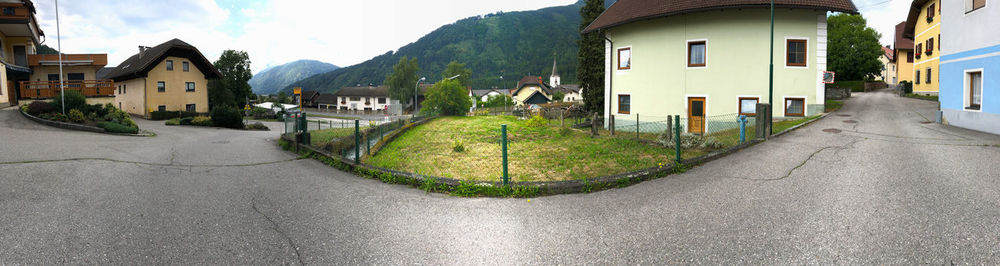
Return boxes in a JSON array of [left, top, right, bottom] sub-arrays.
[[941, 0, 999, 54], [912, 0, 941, 94], [603, 8, 825, 123], [896, 50, 915, 83], [335, 96, 390, 111], [29, 66, 102, 82], [0, 61, 7, 105], [513, 85, 549, 106], [144, 56, 210, 114], [939, 0, 1000, 135], [115, 78, 146, 115]]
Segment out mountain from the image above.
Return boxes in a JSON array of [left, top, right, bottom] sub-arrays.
[[283, 1, 593, 94], [250, 60, 339, 94]]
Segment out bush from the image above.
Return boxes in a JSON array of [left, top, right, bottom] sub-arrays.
[[191, 116, 213, 127], [179, 117, 194, 125], [26, 101, 52, 116], [246, 122, 269, 130], [50, 90, 88, 113], [41, 112, 70, 122], [210, 106, 244, 129], [98, 122, 139, 134], [899, 80, 913, 94], [420, 79, 472, 116], [150, 110, 201, 120], [67, 109, 85, 123], [104, 109, 137, 128], [525, 115, 547, 128], [87, 112, 99, 121], [165, 118, 181, 126]]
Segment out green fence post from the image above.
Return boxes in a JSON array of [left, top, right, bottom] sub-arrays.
[[354, 119, 360, 164], [674, 115, 682, 163], [501, 124, 509, 187]]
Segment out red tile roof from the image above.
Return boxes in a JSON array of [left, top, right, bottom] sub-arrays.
[[584, 0, 858, 33]]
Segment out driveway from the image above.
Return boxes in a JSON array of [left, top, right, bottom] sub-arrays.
[[0, 90, 998, 264]]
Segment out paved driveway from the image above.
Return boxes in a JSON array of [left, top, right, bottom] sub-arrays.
[[0, 90, 999, 264]]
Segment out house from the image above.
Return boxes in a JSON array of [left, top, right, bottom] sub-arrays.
[[939, 0, 997, 134], [330, 85, 392, 112], [470, 88, 504, 102], [18, 54, 114, 104], [895, 22, 916, 85], [880, 46, 898, 85], [0, 0, 44, 107], [294, 90, 321, 107], [103, 39, 222, 117], [584, 0, 857, 133], [904, 0, 941, 95], [548, 57, 584, 103], [511, 76, 552, 106]]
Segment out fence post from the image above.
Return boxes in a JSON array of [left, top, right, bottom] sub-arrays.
[[636, 114, 640, 141], [560, 109, 565, 128], [674, 115, 682, 163], [591, 112, 599, 137], [610, 115, 616, 136], [739, 115, 747, 144], [755, 103, 770, 140], [501, 124, 509, 187], [666, 116, 673, 142], [366, 130, 371, 156], [354, 119, 360, 165]]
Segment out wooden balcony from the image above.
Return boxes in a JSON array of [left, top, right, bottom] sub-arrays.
[[19, 80, 115, 99]]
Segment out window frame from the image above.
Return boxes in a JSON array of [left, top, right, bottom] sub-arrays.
[[785, 38, 808, 67], [738, 97, 760, 116], [157, 81, 166, 92], [926, 68, 933, 84], [617, 47, 631, 70], [907, 51, 914, 63], [966, 0, 987, 13], [158, 105, 167, 112], [186, 104, 196, 112], [166, 60, 174, 71], [784, 97, 806, 117], [377, 97, 387, 104], [966, 69, 984, 111], [927, 38, 935, 53], [182, 61, 190, 72], [185, 82, 196, 92], [927, 3, 936, 18], [916, 70, 922, 84], [687, 40, 707, 68], [617, 94, 631, 114]]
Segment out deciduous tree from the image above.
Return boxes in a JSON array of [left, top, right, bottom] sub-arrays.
[[209, 50, 253, 109], [421, 79, 471, 116], [384, 56, 421, 106], [828, 14, 884, 81]]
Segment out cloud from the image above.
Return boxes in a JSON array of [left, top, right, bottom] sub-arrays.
[[855, 0, 913, 47]]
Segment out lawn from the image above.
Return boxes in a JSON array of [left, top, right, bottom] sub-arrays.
[[366, 116, 677, 182], [904, 93, 939, 101], [310, 127, 360, 146], [825, 100, 843, 113], [773, 115, 821, 133]]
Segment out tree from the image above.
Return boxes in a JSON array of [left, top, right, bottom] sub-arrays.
[[384, 56, 420, 107], [37, 44, 59, 55], [441, 61, 472, 86], [480, 94, 515, 108], [578, 0, 605, 114], [828, 14, 884, 81], [552, 91, 566, 102], [421, 79, 471, 116], [208, 50, 253, 109], [276, 92, 290, 104]]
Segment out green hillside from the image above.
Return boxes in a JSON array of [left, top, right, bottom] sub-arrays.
[[250, 60, 339, 95], [284, 2, 585, 94]]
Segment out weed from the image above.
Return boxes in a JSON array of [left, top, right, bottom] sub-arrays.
[[581, 178, 593, 193], [452, 140, 465, 152], [671, 163, 690, 174]]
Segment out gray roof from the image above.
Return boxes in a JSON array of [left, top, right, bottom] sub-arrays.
[[332, 86, 389, 97], [103, 38, 222, 82], [96, 67, 115, 80]]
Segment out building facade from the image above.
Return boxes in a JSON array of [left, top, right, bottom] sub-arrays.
[[103, 39, 222, 117], [0, 0, 43, 107], [331, 86, 391, 111], [511, 76, 552, 106], [585, 0, 857, 133], [905, 0, 942, 95], [880, 46, 898, 84], [939, 0, 998, 134], [895, 22, 916, 85]]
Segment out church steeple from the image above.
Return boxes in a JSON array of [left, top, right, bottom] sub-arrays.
[[549, 56, 561, 87]]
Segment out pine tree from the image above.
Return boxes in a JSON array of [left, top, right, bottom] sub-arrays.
[[577, 0, 605, 115]]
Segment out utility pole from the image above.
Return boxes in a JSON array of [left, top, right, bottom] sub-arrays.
[[768, 0, 775, 135], [56, 0, 65, 114]]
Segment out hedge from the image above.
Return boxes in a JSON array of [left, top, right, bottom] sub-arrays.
[[825, 81, 865, 92], [98, 122, 139, 134], [150, 110, 203, 120]]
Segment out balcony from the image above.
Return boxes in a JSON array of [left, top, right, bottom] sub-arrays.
[[19, 80, 115, 99], [0, 2, 43, 42]]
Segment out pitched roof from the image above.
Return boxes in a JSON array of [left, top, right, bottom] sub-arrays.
[[332, 86, 389, 97], [902, 0, 933, 39], [583, 0, 858, 33], [894, 21, 914, 51], [315, 94, 338, 104], [103, 38, 223, 82], [554, 84, 581, 94], [96, 67, 115, 80], [882, 46, 894, 61], [514, 76, 552, 96]]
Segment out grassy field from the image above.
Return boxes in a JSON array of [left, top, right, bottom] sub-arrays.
[[366, 116, 678, 182], [310, 127, 360, 146]]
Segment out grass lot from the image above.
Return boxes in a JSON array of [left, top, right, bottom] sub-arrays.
[[310, 127, 361, 146], [773, 115, 821, 133], [366, 116, 678, 182], [825, 100, 843, 113], [306, 113, 362, 120], [905, 93, 939, 101]]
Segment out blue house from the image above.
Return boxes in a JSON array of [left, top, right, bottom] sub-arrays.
[[939, 0, 999, 134]]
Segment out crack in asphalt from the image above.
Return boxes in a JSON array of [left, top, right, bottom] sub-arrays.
[[0, 157, 305, 168], [718, 138, 863, 182], [251, 197, 305, 265]]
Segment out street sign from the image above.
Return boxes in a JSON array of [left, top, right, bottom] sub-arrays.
[[293, 87, 302, 95], [823, 71, 836, 84]]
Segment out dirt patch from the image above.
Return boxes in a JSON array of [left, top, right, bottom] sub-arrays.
[[920, 121, 933, 124], [842, 120, 859, 124], [836, 114, 852, 117], [822, 128, 842, 133]]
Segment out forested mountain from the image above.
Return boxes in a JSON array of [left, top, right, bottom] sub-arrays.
[[250, 60, 339, 94], [283, 1, 593, 94]]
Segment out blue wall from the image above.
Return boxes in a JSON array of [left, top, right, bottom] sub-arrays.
[[940, 49, 1000, 114]]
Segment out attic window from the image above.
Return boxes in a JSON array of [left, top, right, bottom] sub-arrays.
[[166, 60, 174, 71], [183, 62, 190, 72]]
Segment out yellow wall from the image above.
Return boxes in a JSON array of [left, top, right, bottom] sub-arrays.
[[115, 78, 146, 115], [0, 61, 7, 106], [143, 56, 209, 114], [513, 85, 550, 106], [896, 50, 914, 83], [912, 0, 940, 95]]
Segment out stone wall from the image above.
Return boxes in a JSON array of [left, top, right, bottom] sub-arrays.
[[825, 87, 851, 100]]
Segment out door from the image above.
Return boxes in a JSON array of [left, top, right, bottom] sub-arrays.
[[688, 97, 706, 134], [67, 73, 85, 89], [13, 45, 26, 66]]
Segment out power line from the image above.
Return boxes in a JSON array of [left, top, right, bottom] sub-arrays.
[[857, 0, 895, 10]]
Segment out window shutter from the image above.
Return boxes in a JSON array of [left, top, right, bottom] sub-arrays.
[[973, 0, 986, 9]]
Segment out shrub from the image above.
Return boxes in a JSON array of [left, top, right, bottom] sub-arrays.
[[26, 101, 52, 116], [104, 109, 137, 128], [525, 115, 547, 128], [179, 117, 194, 125], [67, 109, 85, 123], [420, 79, 472, 116], [210, 106, 244, 129], [452, 140, 465, 152], [165, 118, 181, 126], [150, 110, 200, 120], [44, 112, 70, 122], [98, 122, 139, 134], [87, 112, 99, 121], [50, 90, 87, 113], [246, 122, 269, 130], [191, 116, 213, 127]]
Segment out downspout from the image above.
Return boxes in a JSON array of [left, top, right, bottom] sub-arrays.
[[604, 35, 613, 128], [143, 78, 148, 118]]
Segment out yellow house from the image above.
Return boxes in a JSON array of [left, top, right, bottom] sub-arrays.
[[103, 39, 222, 117], [0, 0, 43, 107], [511, 76, 552, 106], [904, 0, 940, 95], [894, 21, 914, 85], [18, 54, 115, 105]]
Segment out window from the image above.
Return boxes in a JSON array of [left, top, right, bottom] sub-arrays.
[[378, 97, 386, 104], [182, 62, 190, 72], [926, 68, 932, 84], [967, 0, 986, 13], [166, 60, 174, 71], [927, 38, 934, 53], [2, 7, 15, 15], [687, 41, 706, 67], [158, 105, 166, 112], [124, 84, 127, 94], [927, 3, 936, 19], [186, 82, 195, 92], [158, 81, 166, 92], [186, 104, 196, 112], [968, 71, 982, 110], [350, 97, 361, 101], [739, 97, 759, 116], [118, 85, 121, 94], [617, 47, 631, 70], [907, 52, 914, 63], [786, 39, 807, 67], [618, 94, 630, 114], [916, 43, 923, 58], [785, 98, 805, 117], [916, 70, 922, 84]]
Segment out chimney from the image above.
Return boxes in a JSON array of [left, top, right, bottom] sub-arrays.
[[138, 46, 151, 58]]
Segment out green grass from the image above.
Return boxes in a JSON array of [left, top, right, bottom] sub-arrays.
[[310, 127, 360, 145], [773, 115, 821, 133], [366, 116, 675, 182], [245, 116, 280, 122], [305, 113, 361, 120], [904, 93, 939, 101], [825, 100, 843, 113]]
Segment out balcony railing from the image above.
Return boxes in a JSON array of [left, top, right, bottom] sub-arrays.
[[19, 80, 116, 99]]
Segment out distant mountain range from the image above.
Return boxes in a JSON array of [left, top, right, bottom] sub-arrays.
[[250, 60, 339, 95]]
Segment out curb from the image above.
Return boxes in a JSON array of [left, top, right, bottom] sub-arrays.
[[771, 112, 830, 138], [20, 110, 154, 137]]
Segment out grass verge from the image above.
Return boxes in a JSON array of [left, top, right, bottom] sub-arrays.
[[773, 115, 822, 133], [904, 93, 939, 101], [825, 100, 843, 113]]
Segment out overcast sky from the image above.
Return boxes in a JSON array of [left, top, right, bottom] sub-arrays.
[[33, 0, 906, 74]]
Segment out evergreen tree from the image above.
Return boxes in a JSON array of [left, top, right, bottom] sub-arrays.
[[828, 14, 884, 81], [577, 0, 605, 114]]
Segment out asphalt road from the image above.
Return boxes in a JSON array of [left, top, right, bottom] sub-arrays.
[[1, 90, 999, 264]]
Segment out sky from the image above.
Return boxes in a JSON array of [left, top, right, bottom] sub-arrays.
[[33, 0, 909, 74]]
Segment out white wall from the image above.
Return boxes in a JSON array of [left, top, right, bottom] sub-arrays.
[[942, 0, 1000, 54], [335, 96, 390, 111]]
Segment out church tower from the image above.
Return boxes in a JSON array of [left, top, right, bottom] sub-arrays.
[[549, 57, 561, 87]]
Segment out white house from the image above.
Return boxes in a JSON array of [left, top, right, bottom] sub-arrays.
[[331, 86, 391, 112]]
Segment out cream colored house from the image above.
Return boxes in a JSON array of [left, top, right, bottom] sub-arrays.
[[511, 76, 552, 106], [0, 0, 43, 107], [103, 39, 221, 117], [879, 46, 897, 84]]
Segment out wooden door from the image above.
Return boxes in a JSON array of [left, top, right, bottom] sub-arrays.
[[688, 97, 705, 134]]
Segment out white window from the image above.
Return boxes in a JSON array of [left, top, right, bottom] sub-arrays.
[[617, 47, 631, 70], [688, 40, 706, 67], [966, 0, 986, 13], [739, 97, 759, 116]]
